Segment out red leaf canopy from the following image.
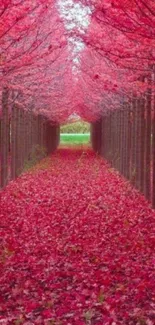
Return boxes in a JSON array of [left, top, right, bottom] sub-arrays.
[[0, 0, 154, 122]]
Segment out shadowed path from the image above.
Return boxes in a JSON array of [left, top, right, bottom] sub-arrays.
[[0, 148, 155, 324]]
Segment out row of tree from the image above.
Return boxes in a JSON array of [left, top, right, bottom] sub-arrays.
[[0, 88, 60, 189], [0, 1, 67, 188], [91, 84, 155, 208]]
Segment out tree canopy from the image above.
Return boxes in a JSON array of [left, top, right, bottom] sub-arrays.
[[0, 0, 154, 122]]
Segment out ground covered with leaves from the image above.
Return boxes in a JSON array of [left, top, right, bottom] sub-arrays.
[[0, 148, 155, 325]]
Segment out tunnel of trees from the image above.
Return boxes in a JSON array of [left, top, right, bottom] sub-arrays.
[[0, 0, 155, 206], [0, 0, 155, 195], [0, 1, 155, 324]]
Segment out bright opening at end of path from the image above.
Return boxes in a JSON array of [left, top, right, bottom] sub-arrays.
[[60, 115, 90, 146]]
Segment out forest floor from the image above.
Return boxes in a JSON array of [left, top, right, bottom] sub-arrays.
[[0, 147, 155, 325]]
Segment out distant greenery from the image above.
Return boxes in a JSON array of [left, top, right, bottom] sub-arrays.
[[60, 121, 90, 134], [60, 133, 90, 146]]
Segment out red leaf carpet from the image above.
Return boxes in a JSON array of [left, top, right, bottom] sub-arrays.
[[0, 149, 155, 324]]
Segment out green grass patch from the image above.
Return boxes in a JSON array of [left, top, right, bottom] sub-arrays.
[[60, 133, 90, 146], [60, 121, 90, 134]]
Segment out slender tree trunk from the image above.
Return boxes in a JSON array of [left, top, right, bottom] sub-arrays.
[[151, 68, 155, 207], [144, 84, 151, 201], [11, 105, 16, 180], [1, 88, 9, 188]]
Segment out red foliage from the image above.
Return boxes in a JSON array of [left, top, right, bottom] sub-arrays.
[[1, 0, 154, 122], [73, 0, 155, 118], [0, 148, 155, 324], [0, 0, 72, 122]]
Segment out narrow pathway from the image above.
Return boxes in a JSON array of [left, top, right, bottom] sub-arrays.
[[0, 148, 155, 325]]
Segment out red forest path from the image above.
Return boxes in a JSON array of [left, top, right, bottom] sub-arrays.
[[0, 148, 155, 325]]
